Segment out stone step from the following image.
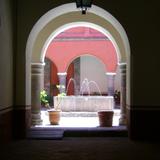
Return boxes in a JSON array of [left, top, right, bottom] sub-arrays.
[[27, 127, 64, 140], [27, 126, 127, 139], [63, 126, 128, 137]]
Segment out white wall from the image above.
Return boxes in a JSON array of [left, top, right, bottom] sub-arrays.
[[80, 56, 106, 94], [80, 55, 120, 94], [0, 0, 13, 109]]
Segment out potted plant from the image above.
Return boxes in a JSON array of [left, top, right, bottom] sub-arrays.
[[97, 110, 114, 127], [47, 85, 66, 125], [95, 101, 114, 127]]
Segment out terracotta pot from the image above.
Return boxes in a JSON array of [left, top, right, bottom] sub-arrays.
[[48, 110, 61, 125], [98, 110, 114, 127]]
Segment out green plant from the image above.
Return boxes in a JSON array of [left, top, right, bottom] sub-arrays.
[[56, 84, 65, 90], [40, 90, 50, 108]]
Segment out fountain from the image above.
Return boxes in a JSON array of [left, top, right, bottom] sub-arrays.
[[54, 78, 114, 112], [80, 78, 91, 96], [66, 78, 78, 95], [88, 80, 102, 96]]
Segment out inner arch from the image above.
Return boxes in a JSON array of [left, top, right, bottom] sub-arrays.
[[45, 26, 118, 73], [42, 22, 121, 64]]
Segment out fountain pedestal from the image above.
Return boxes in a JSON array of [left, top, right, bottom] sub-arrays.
[[54, 96, 114, 112]]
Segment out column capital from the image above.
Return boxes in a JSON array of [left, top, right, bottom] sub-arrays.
[[118, 62, 127, 69], [105, 72, 116, 76], [31, 62, 45, 67], [31, 63, 44, 75], [118, 62, 127, 66], [57, 72, 67, 76]]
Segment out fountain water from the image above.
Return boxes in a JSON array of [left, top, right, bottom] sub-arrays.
[[88, 80, 102, 96], [80, 78, 91, 96], [54, 78, 114, 112], [66, 78, 78, 95], [79, 78, 102, 96], [66, 78, 102, 96]]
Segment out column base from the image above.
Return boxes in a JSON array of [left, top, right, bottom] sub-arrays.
[[119, 116, 127, 125], [31, 113, 42, 125], [32, 119, 43, 126]]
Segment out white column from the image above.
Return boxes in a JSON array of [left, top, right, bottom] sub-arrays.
[[57, 72, 67, 93], [118, 63, 127, 125], [106, 72, 116, 96], [31, 63, 45, 125]]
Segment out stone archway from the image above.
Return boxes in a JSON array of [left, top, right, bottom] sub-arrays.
[[26, 3, 130, 126]]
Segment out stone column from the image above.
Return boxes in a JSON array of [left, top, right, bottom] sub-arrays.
[[118, 63, 127, 125], [106, 72, 116, 96], [57, 72, 67, 93], [31, 63, 45, 125]]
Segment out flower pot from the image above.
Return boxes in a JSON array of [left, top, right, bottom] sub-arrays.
[[98, 110, 114, 127], [48, 110, 61, 125]]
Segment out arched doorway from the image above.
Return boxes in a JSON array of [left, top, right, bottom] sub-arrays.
[[66, 55, 108, 97], [26, 3, 130, 126]]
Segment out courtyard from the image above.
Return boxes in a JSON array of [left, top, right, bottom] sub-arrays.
[[38, 109, 120, 128]]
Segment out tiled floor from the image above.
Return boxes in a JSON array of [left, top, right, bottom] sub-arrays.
[[38, 109, 120, 128]]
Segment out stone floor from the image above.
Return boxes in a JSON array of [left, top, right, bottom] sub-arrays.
[[1, 137, 160, 160]]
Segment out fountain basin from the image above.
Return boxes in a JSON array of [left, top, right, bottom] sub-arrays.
[[54, 96, 114, 112]]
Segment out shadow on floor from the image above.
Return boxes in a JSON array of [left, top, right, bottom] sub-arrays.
[[1, 137, 160, 160]]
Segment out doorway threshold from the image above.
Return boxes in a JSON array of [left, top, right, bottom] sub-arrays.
[[27, 110, 127, 139], [27, 126, 127, 140]]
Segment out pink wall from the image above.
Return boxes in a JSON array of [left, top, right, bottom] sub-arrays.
[[56, 27, 107, 39], [46, 41, 117, 72], [45, 27, 118, 73]]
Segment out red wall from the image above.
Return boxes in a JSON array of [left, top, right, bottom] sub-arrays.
[[46, 40, 117, 73], [66, 63, 74, 95], [50, 62, 74, 96], [50, 62, 59, 96], [46, 27, 118, 95]]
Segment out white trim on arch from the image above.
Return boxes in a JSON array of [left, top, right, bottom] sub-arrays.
[[26, 3, 130, 64], [25, 2, 131, 106], [40, 22, 121, 63]]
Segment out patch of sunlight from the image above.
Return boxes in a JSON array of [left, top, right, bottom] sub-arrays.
[[36, 110, 120, 128]]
